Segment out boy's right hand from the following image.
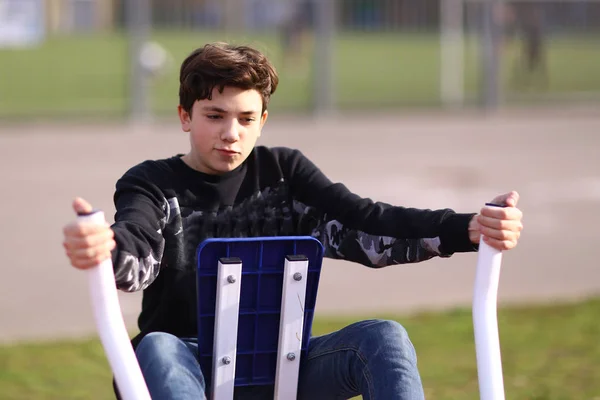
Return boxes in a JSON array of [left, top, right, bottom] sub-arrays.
[[62, 197, 116, 270]]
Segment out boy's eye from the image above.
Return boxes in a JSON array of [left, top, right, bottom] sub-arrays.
[[207, 114, 222, 120], [242, 118, 255, 123]]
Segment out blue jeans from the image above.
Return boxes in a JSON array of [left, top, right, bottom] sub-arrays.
[[134, 319, 425, 400]]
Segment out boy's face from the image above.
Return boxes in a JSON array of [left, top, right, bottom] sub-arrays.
[[178, 86, 268, 175]]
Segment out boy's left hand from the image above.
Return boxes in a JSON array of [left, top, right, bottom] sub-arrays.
[[469, 191, 523, 251]]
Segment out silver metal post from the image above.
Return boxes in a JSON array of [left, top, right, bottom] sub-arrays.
[[313, 0, 336, 116], [126, 0, 152, 123], [481, 0, 501, 110]]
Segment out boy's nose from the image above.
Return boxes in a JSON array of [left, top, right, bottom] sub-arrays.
[[221, 120, 240, 142]]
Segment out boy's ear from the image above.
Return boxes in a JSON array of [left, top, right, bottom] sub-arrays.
[[178, 105, 191, 132], [259, 110, 268, 133]]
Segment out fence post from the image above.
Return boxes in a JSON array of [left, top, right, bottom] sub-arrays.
[[481, 0, 501, 110], [313, 0, 336, 116], [126, 0, 152, 123], [223, 0, 245, 33], [440, 0, 465, 108]]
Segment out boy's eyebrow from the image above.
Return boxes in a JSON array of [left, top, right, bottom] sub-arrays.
[[201, 106, 259, 115]]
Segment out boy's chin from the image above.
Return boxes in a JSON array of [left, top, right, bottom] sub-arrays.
[[212, 161, 243, 174]]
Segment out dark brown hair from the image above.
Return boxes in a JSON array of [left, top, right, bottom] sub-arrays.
[[179, 42, 279, 115]]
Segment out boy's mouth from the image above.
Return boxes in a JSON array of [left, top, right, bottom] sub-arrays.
[[215, 148, 240, 156]]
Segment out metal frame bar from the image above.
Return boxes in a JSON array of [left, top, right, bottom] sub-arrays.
[[211, 258, 243, 400], [274, 255, 309, 400]]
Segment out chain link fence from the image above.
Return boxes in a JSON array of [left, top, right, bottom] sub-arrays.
[[0, 0, 598, 121]]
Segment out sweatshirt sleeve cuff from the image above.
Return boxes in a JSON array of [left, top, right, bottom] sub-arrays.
[[439, 212, 479, 255]]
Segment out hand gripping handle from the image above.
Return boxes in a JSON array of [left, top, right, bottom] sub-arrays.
[[473, 203, 506, 400], [78, 211, 151, 400]]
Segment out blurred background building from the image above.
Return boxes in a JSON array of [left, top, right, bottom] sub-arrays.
[[0, 0, 598, 121]]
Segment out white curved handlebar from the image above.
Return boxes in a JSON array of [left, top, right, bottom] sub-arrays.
[[78, 211, 151, 400], [473, 235, 506, 400]]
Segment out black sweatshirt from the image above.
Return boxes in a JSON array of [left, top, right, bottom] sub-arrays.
[[110, 146, 477, 346]]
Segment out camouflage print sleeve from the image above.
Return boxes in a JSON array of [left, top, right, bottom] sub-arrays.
[[294, 202, 449, 268], [314, 219, 447, 267]]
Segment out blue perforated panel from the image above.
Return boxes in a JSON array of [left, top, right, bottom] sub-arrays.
[[196, 236, 324, 388]]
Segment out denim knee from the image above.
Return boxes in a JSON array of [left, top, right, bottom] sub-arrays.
[[135, 332, 196, 368], [134, 332, 206, 399], [360, 319, 417, 362], [136, 332, 179, 356]]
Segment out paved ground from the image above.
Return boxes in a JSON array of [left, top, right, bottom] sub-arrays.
[[1, 105, 599, 344]]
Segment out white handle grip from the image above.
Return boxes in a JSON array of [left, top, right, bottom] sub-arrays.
[[78, 211, 151, 400], [473, 236, 506, 400]]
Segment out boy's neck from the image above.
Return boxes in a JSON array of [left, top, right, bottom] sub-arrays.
[[179, 153, 247, 180]]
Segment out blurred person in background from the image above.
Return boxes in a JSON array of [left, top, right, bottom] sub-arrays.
[[277, 0, 313, 68], [510, 3, 548, 89]]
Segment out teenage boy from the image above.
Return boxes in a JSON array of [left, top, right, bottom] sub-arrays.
[[63, 42, 523, 400]]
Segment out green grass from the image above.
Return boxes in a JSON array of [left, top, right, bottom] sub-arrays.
[[1, 297, 600, 399], [0, 30, 599, 119]]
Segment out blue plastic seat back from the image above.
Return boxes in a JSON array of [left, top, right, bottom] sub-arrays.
[[196, 236, 324, 388]]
